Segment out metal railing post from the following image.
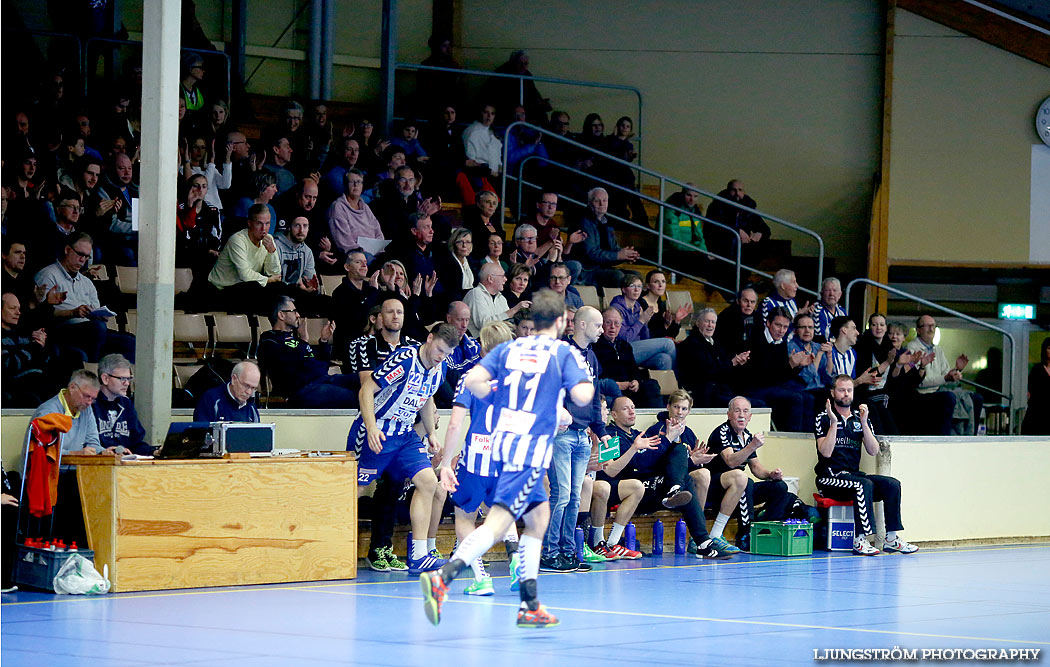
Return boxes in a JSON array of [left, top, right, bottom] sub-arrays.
[[844, 278, 1015, 424]]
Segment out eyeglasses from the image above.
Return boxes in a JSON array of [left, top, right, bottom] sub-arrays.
[[71, 248, 92, 259], [550, 275, 570, 282], [280, 309, 299, 314], [397, 177, 416, 184], [107, 374, 133, 383], [520, 236, 537, 242]]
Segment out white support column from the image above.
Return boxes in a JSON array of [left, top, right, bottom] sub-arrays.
[[136, 0, 181, 445]]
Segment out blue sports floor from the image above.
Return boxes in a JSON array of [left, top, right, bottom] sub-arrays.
[[2, 544, 1048, 666]]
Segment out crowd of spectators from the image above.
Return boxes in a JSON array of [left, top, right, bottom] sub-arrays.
[[1, 34, 999, 444]]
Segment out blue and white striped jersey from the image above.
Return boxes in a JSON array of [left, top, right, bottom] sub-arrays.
[[479, 335, 590, 472], [370, 344, 446, 436], [453, 376, 497, 477]]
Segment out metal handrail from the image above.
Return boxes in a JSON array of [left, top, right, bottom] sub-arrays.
[[501, 121, 823, 297], [395, 63, 645, 164], [84, 38, 232, 106], [495, 121, 823, 294], [844, 278, 1015, 415], [514, 153, 760, 296], [511, 159, 739, 295]]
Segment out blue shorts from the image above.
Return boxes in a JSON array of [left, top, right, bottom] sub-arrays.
[[450, 467, 500, 514], [350, 420, 431, 486], [490, 465, 549, 520]]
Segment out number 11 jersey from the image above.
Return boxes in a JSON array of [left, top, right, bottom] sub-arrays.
[[479, 334, 591, 472]]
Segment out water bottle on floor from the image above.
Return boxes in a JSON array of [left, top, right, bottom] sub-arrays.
[[675, 520, 687, 554], [652, 520, 664, 555]]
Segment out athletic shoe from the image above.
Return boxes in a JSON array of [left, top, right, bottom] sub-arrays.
[[686, 538, 698, 555], [366, 551, 391, 572], [539, 555, 569, 572], [517, 604, 560, 628], [381, 546, 407, 571], [853, 536, 880, 556], [464, 576, 495, 596], [0, 585, 17, 594], [694, 538, 733, 560], [581, 543, 608, 563], [661, 484, 693, 509], [606, 543, 642, 560], [710, 535, 741, 555], [419, 570, 449, 626], [509, 553, 523, 591], [592, 541, 620, 560], [882, 537, 918, 554], [407, 552, 448, 576], [573, 557, 593, 572]]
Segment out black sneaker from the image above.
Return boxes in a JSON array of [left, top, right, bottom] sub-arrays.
[[570, 556, 593, 572], [539, 555, 564, 572], [662, 484, 692, 509], [694, 538, 733, 560], [735, 532, 751, 553]]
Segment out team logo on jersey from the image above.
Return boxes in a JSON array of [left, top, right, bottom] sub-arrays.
[[851, 421, 862, 432], [506, 348, 551, 373], [383, 365, 406, 384]]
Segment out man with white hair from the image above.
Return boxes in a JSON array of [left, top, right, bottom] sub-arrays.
[[760, 268, 813, 325], [193, 361, 262, 422], [92, 354, 153, 455], [572, 187, 639, 288], [812, 277, 846, 340], [463, 262, 530, 337]]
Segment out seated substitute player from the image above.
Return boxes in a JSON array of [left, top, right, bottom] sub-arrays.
[[420, 288, 594, 629], [706, 396, 815, 552], [815, 375, 918, 556], [348, 322, 458, 575], [436, 321, 522, 596], [602, 392, 734, 560]]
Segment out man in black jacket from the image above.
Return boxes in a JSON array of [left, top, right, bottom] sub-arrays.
[[704, 179, 771, 265], [714, 287, 760, 356], [740, 307, 814, 431], [257, 295, 355, 408], [593, 308, 661, 408], [676, 307, 758, 408]]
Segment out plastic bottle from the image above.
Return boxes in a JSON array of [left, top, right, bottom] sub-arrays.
[[674, 519, 687, 554], [625, 523, 637, 551], [652, 520, 664, 555], [574, 527, 585, 561]]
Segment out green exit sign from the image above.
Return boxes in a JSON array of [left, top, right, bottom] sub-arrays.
[[998, 303, 1035, 320]]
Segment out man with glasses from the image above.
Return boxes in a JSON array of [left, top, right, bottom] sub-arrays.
[[463, 263, 529, 337], [34, 232, 131, 363], [547, 262, 583, 309], [519, 191, 582, 263], [905, 314, 981, 435], [92, 354, 154, 455], [373, 166, 440, 245], [194, 360, 262, 423]]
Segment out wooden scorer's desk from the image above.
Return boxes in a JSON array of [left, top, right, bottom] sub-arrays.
[[67, 454, 357, 592]]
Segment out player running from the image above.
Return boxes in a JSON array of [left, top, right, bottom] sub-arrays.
[[420, 289, 594, 628]]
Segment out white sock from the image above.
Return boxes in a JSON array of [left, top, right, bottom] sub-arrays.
[[711, 513, 731, 539], [519, 534, 542, 581], [503, 523, 519, 544], [470, 557, 487, 581], [594, 524, 606, 546], [608, 522, 626, 546], [427, 537, 437, 552], [885, 532, 897, 543], [412, 539, 428, 560], [451, 525, 496, 566]]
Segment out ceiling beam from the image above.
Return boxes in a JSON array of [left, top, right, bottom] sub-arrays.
[[898, 0, 1050, 67]]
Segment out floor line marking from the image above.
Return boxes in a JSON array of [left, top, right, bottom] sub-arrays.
[[312, 589, 1050, 646], [3, 543, 1047, 607]]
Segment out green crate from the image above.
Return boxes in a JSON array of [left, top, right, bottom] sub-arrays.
[[749, 521, 813, 556]]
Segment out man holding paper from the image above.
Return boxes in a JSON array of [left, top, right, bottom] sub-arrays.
[[34, 232, 131, 362]]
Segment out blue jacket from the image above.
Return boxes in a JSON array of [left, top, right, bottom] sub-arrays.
[[193, 384, 260, 423]]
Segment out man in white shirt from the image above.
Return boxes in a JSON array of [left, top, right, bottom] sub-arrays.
[[462, 104, 502, 178], [462, 263, 530, 337]]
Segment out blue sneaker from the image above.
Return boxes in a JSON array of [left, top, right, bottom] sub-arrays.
[[710, 536, 741, 555], [509, 553, 523, 591], [407, 552, 447, 576]]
